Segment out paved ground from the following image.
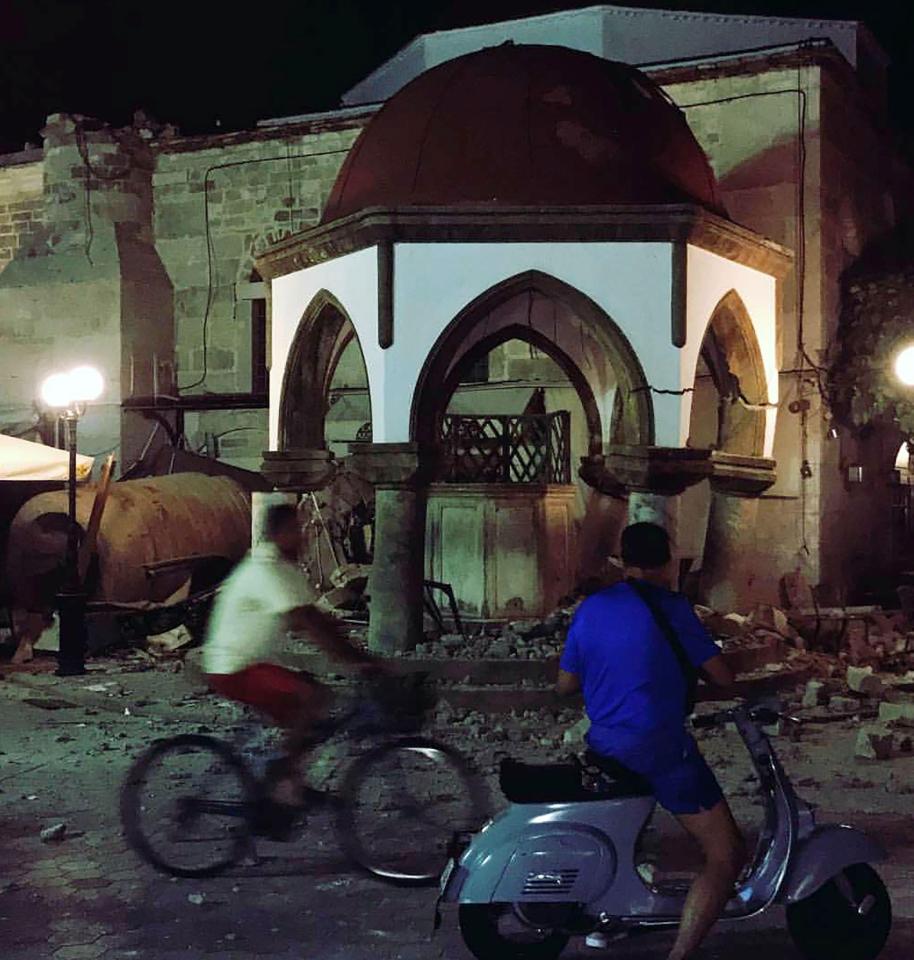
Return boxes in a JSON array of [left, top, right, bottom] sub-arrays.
[[2, 660, 913, 960]]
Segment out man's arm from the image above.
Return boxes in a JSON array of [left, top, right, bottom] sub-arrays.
[[288, 605, 383, 671], [698, 653, 736, 693], [555, 668, 581, 698]]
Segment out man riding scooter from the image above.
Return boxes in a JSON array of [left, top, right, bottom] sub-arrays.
[[556, 521, 743, 959]]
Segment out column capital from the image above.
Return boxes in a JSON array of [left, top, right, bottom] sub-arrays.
[[260, 447, 336, 491], [346, 442, 438, 487], [581, 446, 776, 498]]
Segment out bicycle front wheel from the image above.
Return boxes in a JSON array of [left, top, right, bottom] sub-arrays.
[[336, 737, 487, 886], [121, 734, 257, 878]]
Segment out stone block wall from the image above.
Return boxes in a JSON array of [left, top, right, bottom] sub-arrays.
[[660, 59, 829, 599], [0, 153, 43, 276], [150, 118, 369, 463]]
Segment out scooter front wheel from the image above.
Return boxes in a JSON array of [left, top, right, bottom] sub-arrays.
[[786, 863, 891, 960], [458, 903, 571, 960]]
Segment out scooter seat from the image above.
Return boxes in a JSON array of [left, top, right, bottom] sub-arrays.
[[499, 757, 653, 804]]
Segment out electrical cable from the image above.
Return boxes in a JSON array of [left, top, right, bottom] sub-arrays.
[[178, 147, 351, 392]]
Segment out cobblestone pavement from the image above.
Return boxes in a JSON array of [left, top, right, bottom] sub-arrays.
[[2, 664, 913, 959]]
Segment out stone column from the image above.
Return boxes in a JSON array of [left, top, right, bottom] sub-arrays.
[[700, 490, 760, 612], [347, 442, 433, 654], [627, 491, 675, 529]]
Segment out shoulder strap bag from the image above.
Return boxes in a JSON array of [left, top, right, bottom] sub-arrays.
[[627, 578, 698, 716]]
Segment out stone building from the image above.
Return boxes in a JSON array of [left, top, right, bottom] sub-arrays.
[[1, 5, 911, 646]]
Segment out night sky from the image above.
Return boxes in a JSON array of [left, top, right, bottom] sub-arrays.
[[1, 0, 912, 155]]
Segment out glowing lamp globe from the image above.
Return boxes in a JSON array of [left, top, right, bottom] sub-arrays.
[[41, 372, 74, 408], [69, 365, 104, 402], [895, 346, 914, 387]]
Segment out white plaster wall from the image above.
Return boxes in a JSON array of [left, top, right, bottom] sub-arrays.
[[392, 242, 677, 445], [270, 241, 780, 456], [269, 246, 378, 447], [684, 245, 779, 456]]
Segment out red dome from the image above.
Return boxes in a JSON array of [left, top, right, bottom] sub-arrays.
[[322, 44, 724, 223]]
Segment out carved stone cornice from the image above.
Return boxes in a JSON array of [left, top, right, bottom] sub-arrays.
[[254, 204, 792, 280]]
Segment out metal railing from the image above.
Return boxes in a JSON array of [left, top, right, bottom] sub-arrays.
[[440, 411, 571, 484]]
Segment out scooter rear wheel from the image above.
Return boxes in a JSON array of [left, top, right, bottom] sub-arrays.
[[458, 903, 570, 960], [786, 862, 891, 960]]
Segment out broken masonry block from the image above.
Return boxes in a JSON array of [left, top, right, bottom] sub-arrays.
[[855, 724, 894, 760]]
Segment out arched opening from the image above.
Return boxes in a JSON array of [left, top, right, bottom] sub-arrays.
[[685, 290, 770, 610], [688, 290, 768, 458], [412, 270, 653, 452], [415, 274, 645, 616], [441, 327, 592, 484], [278, 290, 372, 453]]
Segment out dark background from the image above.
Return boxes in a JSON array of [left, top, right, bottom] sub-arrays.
[[1, 0, 911, 155]]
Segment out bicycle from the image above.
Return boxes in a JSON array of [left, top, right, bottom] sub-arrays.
[[120, 672, 488, 885]]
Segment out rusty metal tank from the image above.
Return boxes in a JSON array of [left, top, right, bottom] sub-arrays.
[[5, 473, 251, 610]]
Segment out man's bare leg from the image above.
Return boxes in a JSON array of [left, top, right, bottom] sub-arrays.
[[667, 799, 746, 960], [270, 682, 332, 807]]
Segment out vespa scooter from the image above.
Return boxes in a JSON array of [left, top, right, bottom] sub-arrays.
[[437, 702, 891, 960]]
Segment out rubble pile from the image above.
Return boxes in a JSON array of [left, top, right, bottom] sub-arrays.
[[411, 611, 573, 661]]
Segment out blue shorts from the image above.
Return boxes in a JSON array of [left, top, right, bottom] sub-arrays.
[[593, 733, 724, 816]]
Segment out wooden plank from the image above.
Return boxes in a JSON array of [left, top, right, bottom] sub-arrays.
[[77, 454, 116, 586]]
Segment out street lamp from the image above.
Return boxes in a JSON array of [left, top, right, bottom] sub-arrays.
[[40, 365, 104, 676], [894, 345, 914, 387]]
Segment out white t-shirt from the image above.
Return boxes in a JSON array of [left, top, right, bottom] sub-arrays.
[[203, 542, 317, 675]]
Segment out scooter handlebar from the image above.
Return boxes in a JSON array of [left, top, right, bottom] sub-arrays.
[[691, 701, 783, 730]]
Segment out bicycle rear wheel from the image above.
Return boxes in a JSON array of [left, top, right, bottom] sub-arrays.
[[336, 737, 487, 886], [121, 734, 257, 878]]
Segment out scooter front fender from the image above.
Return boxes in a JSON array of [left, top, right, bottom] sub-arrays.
[[777, 824, 887, 904]]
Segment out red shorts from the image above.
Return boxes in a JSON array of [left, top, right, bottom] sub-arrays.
[[206, 664, 316, 728]]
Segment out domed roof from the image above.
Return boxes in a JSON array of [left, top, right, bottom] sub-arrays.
[[322, 44, 724, 224]]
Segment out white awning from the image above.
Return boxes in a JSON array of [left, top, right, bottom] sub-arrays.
[[0, 434, 94, 481]]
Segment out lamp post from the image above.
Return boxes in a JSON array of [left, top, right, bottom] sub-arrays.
[[40, 366, 104, 676]]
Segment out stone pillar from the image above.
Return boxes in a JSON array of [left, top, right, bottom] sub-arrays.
[[627, 491, 675, 529], [347, 442, 433, 654], [251, 491, 298, 548], [700, 490, 760, 612]]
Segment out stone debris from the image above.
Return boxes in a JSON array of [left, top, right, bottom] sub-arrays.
[[146, 624, 194, 656], [878, 700, 914, 725], [855, 724, 895, 760], [847, 665, 884, 696], [39, 822, 67, 843], [562, 717, 590, 746], [802, 680, 826, 708], [828, 695, 860, 714]]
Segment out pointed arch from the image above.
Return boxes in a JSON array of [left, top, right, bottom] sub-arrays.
[[692, 289, 769, 457], [411, 270, 653, 451], [278, 289, 372, 450]]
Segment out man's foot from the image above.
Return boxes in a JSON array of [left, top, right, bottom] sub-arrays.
[[585, 931, 609, 949]]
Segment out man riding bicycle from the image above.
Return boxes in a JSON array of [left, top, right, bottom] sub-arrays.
[[556, 522, 743, 960], [203, 503, 384, 830]]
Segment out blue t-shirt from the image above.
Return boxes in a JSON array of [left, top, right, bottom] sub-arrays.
[[559, 581, 720, 767]]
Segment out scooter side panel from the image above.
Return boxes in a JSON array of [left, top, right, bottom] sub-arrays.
[[447, 797, 655, 906], [490, 828, 616, 903], [777, 824, 888, 904]]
